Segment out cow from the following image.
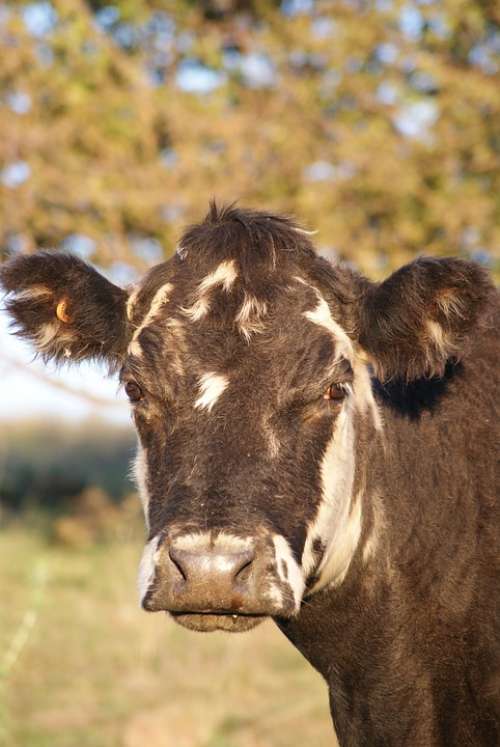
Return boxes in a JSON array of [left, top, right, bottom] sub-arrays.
[[1, 204, 499, 746]]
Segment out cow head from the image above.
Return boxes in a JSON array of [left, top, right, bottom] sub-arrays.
[[1, 205, 492, 632]]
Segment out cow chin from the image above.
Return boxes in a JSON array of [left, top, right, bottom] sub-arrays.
[[170, 612, 267, 633]]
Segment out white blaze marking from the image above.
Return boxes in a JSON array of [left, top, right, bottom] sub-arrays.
[[302, 404, 360, 592], [267, 583, 284, 608], [313, 494, 362, 592], [193, 554, 241, 575], [194, 372, 229, 412], [352, 357, 383, 431], [273, 535, 305, 612], [199, 260, 238, 293], [137, 535, 161, 604], [235, 293, 267, 341], [294, 281, 383, 591], [172, 531, 253, 552], [128, 282, 173, 356], [215, 531, 254, 551], [182, 260, 238, 321], [298, 278, 382, 431], [171, 532, 211, 551], [182, 296, 210, 322], [132, 444, 150, 528], [303, 293, 354, 362]]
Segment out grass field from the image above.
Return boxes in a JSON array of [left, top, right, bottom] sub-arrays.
[[0, 520, 336, 747]]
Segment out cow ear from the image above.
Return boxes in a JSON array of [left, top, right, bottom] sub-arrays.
[[358, 258, 494, 382], [1, 252, 131, 369]]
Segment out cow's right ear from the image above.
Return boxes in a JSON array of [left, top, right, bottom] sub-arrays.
[[357, 257, 494, 383], [1, 252, 131, 369]]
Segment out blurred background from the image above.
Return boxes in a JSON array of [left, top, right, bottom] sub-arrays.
[[0, 1, 498, 745]]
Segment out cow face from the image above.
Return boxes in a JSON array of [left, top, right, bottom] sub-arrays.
[[123, 232, 381, 632], [1, 206, 492, 632]]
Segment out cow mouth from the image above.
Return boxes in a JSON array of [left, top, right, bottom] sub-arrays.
[[169, 611, 267, 633]]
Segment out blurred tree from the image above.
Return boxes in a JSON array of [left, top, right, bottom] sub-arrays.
[[0, 0, 498, 278]]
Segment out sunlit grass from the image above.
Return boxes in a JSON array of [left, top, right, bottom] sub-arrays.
[[0, 523, 335, 747]]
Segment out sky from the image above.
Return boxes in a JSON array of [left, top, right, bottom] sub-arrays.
[[0, 309, 129, 423]]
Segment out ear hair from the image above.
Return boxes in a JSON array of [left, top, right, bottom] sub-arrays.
[[1, 252, 131, 370], [359, 257, 495, 382]]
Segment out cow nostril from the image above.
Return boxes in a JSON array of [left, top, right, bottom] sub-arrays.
[[235, 557, 253, 584], [168, 548, 187, 582]]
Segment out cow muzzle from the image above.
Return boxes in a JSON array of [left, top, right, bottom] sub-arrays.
[[139, 531, 300, 632]]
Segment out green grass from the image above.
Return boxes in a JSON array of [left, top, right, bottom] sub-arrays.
[[0, 523, 336, 747]]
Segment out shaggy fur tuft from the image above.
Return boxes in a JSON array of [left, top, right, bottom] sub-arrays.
[[0, 251, 130, 368], [359, 257, 495, 382]]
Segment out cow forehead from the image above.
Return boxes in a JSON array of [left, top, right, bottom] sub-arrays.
[[126, 260, 353, 385]]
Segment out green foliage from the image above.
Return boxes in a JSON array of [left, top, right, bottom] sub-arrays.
[[0, 1, 498, 278]]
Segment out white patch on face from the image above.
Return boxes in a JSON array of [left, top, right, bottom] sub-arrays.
[[171, 531, 211, 550], [267, 583, 284, 608], [176, 244, 188, 260], [215, 532, 253, 550], [194, 372, 229, 412], [127, 339, 142, 357], [200, 260, 238, 293], [298, 278, 383, 432], [273, 535, 305, 612], [352, 357, 383, 432], [132, 444, 150, 528], [235, 293, 267, 341], [172, 531, 253, 552], [182, 296, 209, 322], [137, 534, 162, 605], [291, 280, 382, 592], [302, 289, 354, 363], [128, 282, 173, 356], [313, 495, 362, 593], [302, 404, 361, 592], [182, 260, 238, 321]]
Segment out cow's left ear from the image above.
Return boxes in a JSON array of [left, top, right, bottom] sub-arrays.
[[1, 252, 131, 369], [358, 257, 495, 382]]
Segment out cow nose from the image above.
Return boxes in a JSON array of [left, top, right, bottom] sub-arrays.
[[166, 545, 255, 611]]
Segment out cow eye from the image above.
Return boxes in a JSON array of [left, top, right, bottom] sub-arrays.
[[125, 381, 144, 403], [324, 383, 348, 401]]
